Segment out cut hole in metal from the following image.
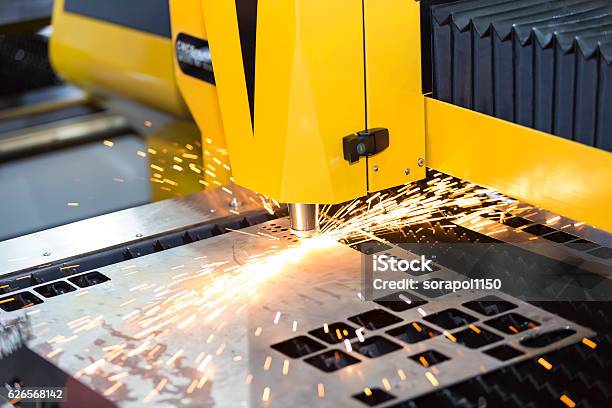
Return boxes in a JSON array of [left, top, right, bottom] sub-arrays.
[[424, 308, 477, 330], [352, 387, 396, 406], [451, 325, 503, 349], [565, 239, 599, 251], [542, 231, 578, 244], [34, 281, 77, 298], [0, 291, 43, 312], [409, 349, 450, 367], [303, 349, 360, 372], [520, 327, 577, 348], [348, 309, 403, 330], [483, 344, 525, 361], [485, 313, 540, 334], [588, 247, 612, 259], [374, 291, 427, 312], [270, 335, 326, 358], [308, 322, 358, 345], [462, 296, 518, 316], [386, 322, 440, 344], [68, 271, 110, 288], [521, 224, 556, 236], [351, 336, 402, 358]]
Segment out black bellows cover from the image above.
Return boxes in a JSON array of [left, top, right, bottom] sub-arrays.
[[431, 0, 612, 152]]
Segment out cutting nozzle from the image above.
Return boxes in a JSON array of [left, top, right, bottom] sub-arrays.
[[288, 203, 319, 238]]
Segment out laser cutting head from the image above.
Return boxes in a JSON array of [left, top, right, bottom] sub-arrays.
[[288, 204, 319, 238], [170, 0, 428, 223]]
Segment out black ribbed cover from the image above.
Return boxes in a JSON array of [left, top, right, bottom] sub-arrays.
[[431, 0, 612, 152]]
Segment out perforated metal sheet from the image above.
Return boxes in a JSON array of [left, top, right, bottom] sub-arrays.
[[2, 218, 595, 407]]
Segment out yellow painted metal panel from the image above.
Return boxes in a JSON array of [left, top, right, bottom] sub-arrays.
[[426, 97, 612, 232], [203, 0, 366, 204], [365, 0, 426, 191], [50, 0, 187, 116], [169, 0, 231, 186]]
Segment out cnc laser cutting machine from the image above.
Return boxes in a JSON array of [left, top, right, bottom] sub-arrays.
[[0, 0, 611, 407]]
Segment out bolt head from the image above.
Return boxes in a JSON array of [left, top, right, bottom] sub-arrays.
[[417, 158, 425, 167], [373, 165, 379, 172], [43, 252, 51, 257], [405, 168, 411, 175], [228, 197, 240, 209]]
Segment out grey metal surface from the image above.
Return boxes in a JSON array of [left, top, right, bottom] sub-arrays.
[[0, 85, 87, 120], [453, 210, 612, 275], [1, 217, 594, 407], [0, 0, 52, 29], [0, 184, 266, 277], [0, 134, 150, 241], [0, 112, 128, 157]]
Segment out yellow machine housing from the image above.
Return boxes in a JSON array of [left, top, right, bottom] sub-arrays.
[[173, 0, 426, 205], [50, 0, 187, 116], [169, 0, 232, 187]]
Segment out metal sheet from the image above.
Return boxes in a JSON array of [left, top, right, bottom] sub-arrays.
[[0, 185, 266, 278], [1, 218, 594, 407]]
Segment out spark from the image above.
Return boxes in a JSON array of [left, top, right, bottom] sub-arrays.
[[106, 370, 128, 381], [537, 357, 552, 370], [582, 338, 597, 349], [317, 383, 325, 398], [47, 348, 63, 358], [263, 356, 272, 370], [104, 382, 124, 396], [165, 349, 183, 366], [67, 202, 80, 207], [197, 355, 212, 371], [103, 140, 114, 147], [425, 371, 439, 387], [273, 311, 281, 324], [282, 359, 290, 375], [262, 387, 271, 402], [560, 394, 576, 408], [443, 330, 457, 342], [356, 328, 365, 342], [318, 172, 506, 245]]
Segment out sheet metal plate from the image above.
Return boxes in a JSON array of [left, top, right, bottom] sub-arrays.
[[1, 218, 594, 407], [0, 184, 264, 278]]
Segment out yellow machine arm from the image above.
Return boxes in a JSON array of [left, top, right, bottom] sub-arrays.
[[171, 0, 427, 235], [50, 0, 612, 233]]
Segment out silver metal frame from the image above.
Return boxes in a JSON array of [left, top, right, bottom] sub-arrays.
[[0, 184, 267, 279]]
